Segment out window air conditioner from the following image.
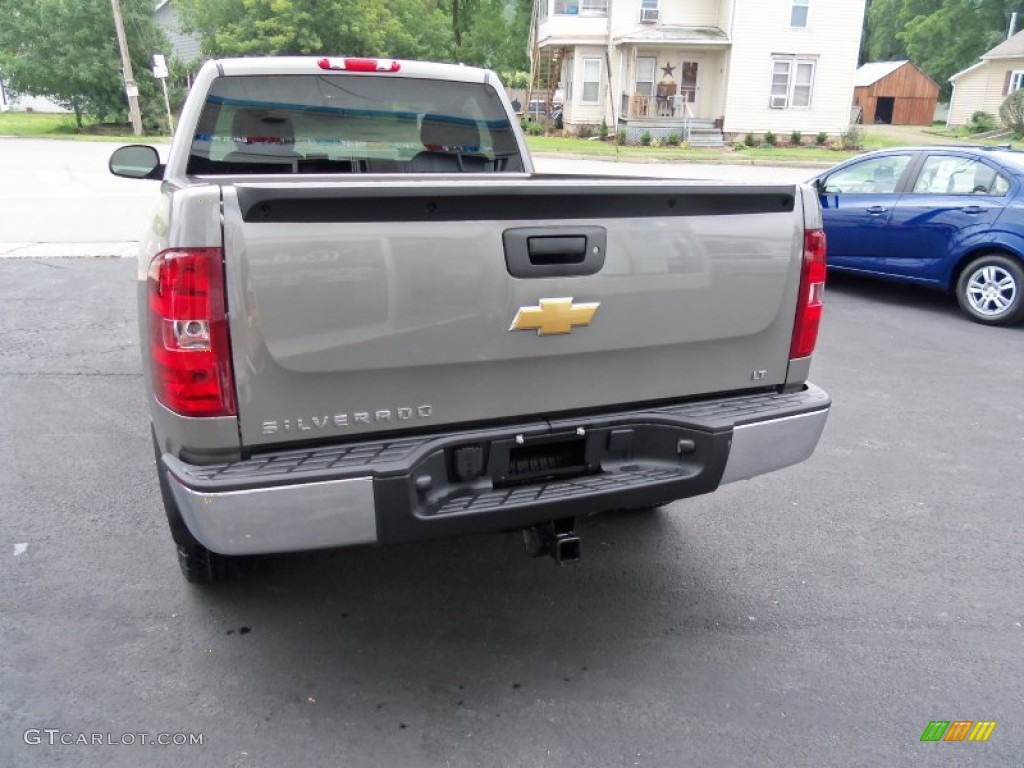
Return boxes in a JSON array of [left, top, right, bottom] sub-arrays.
[[769, 95, 787, 109], [640, 8, 659, 22]]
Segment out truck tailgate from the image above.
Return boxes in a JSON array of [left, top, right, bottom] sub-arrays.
[[221, 178, 805, 447]]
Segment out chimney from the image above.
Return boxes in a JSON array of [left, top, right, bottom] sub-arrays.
[[1010, 11, 1018, 39]]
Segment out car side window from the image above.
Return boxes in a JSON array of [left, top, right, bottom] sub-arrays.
[[822, 155, 913, 195], [911, 156, 1010, 196]]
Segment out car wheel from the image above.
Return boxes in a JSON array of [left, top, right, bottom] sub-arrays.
[[956, 254, 1024, 326], [153, 426, 231, 583]]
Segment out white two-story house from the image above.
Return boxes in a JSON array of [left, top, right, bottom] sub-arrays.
[[530, 0, 865, 142]]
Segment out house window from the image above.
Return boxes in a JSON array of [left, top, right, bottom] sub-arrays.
[[635, 56, 656, 98], [582, 58, 602, 103], [770, 57, 815, 109], [554, 0, 606, 14], [640, 0, 659, 23], [791, 0, 809, 27], [1012, 71, 1024, 91]]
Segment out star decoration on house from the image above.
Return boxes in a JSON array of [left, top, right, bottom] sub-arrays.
[[661, 63, 676, 78]]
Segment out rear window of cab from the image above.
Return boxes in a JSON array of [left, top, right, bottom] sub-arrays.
[[188, 74, 524, 175]]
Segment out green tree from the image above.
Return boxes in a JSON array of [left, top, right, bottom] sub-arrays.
[[177, 0, 531, 74], [458, 0, 530, 71], [863, 0, 1024, 100], [900, 0, 1010, 99], [176, 0, 452, 61], [0, 0, 168, 128], [865, 0, 913, 62]]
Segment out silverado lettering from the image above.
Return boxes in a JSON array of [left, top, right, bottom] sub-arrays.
[[262, 406, 434, 434]]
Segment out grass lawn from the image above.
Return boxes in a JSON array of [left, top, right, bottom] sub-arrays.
[[526, 135, 858, 165], [0, 112, 166, 142], [526, 123, 1024, 164]]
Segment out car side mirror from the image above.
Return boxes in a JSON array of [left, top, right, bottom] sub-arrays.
[[813, 177, 826, 193], [109, 145, 164, 180]]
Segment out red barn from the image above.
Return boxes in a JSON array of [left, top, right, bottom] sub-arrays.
[[853, 61, 939, 125]]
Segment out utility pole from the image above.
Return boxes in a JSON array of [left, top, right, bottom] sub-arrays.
[[110, 0, 143, 135]]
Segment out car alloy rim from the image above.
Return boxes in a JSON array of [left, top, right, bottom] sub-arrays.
[[966, 265, 1017, 316]]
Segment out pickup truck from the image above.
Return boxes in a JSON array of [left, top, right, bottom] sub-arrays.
[[110, 56, 831, 583]]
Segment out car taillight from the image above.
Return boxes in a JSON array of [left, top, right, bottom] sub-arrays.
[[147, 248, 237, 417], [317, 57, 401, 72], [790, 228, 827, 359]]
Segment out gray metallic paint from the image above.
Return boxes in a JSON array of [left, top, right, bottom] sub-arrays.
[[136, 185, 235, 458], [224, 185, 809, 447], [136, 57, 822, 474]]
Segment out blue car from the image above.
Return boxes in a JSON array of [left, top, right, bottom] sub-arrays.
[[810, 146, 1024, 325]]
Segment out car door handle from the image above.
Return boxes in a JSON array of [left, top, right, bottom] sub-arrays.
[[866, 205, 888, 214], [960, 205, 984, 214]]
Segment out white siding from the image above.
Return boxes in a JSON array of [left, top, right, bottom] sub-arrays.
[[537, 15, 608, 45], [565, 46, 609, 127], [606, 0, 720, 37], [155, 3, 202, 64], [658, 0, 720, 28], [723, 0, 865, 134], [948, 59, 1024, 126]]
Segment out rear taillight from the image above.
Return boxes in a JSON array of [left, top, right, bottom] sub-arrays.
[[147, 248, 237, 417], [790, 228, 827, 359]]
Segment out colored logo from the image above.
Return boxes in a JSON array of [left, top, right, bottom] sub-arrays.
[[509, 297, 600, 336], [920, 721, 996, 742]]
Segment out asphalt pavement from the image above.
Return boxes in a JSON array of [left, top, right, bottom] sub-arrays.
[[1, 139, 1023, 767], [0, 137, 819, 258]]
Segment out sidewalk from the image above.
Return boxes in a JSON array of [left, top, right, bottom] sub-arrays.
[[0, 242, 137, 259]]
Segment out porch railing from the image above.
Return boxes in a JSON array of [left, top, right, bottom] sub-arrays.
[[625, 93, 694, 120]]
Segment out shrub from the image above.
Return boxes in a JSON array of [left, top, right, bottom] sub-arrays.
[[790, 130, 802, 146], [816, 131, 829, 146], [499, 71, 531, 89], [526, 120, 544, 136], [1001, 91, 1024, 137], [640, 130, 652, 146], [664, 132, 681, 146], [616, 129, 627, 144], [576, 124, 595, 139], [744, 133, 756, 147], [764, 130, 777, 146], [598, 119, 609, 141], [840, 125, 863, 150], [969, 110, 997, 134]]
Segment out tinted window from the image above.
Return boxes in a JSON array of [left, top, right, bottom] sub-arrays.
[[912, 156, 1010, 195], [188, 74, 524, 175], [823, 155, 913, 195]]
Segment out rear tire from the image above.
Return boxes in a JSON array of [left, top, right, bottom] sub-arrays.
[[176, 543, 229, 584], [955, 254, 1024, 325], [153, 426, 230, 584]]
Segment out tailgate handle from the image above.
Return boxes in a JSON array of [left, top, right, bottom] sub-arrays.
[[528, 236, 586, 264], [503, 226, 607, 278]]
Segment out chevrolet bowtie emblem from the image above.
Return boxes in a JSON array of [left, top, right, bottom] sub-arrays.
[[509, 297, 600, 336]]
